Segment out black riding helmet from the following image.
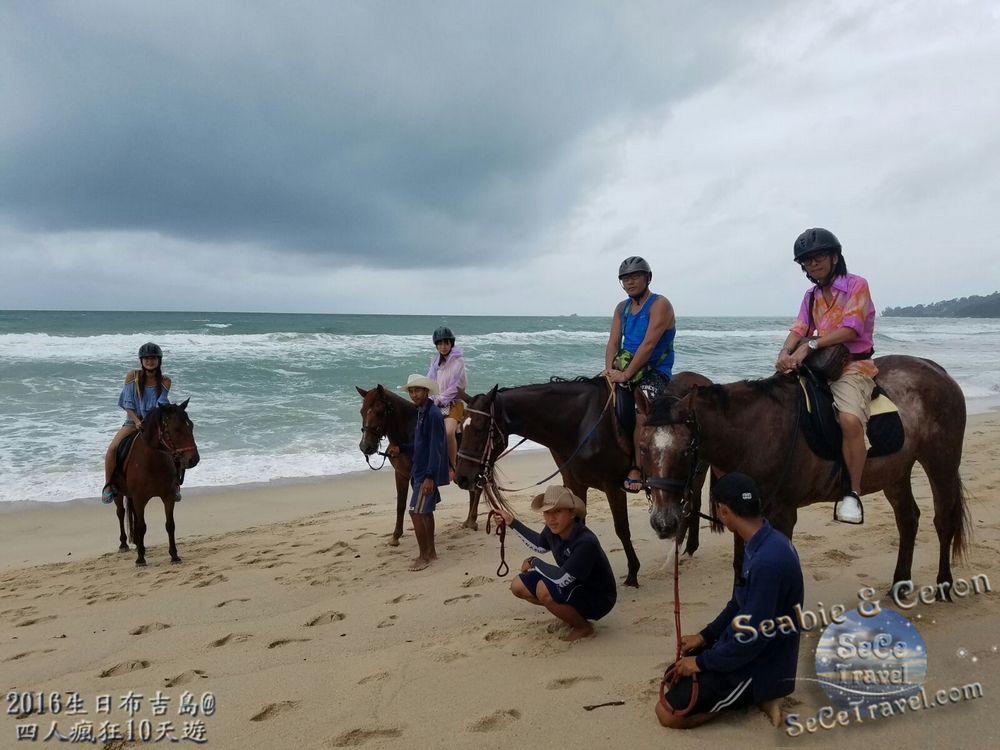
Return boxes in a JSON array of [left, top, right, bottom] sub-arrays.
[[138, 342, 163, 360], [793, 228, 841, 263], [618, 256, 652, 281], [432, 326, 455, 345]]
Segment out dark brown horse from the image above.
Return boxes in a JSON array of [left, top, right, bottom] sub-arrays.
[[356, 385, 485, 544], [111, 400, 200, 566], [453, 373, 712, 587], [636, 355, 972, 595]]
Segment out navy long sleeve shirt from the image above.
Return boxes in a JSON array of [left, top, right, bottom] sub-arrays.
[[695, 521, 804, 702], [400, 401, 450, 487]]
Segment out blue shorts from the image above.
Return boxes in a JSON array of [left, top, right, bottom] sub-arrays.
[[409, 482, 441, 514], [518, 570, 615, 621]]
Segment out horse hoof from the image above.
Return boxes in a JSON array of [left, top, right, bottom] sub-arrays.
[[118, 546, 130, 553], [135, 560, 146, 567], [388, 537, 401, 548], [171, 558, 182, 565], [463, 521, 478, 531], [624, 577, 639, 589]]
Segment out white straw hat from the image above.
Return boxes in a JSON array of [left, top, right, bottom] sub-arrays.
[[398, 374, 440, 395]]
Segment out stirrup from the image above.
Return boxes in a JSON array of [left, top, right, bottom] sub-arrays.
[[623, 465, 643, 494], [834, 492, 864, 525], [101, 484, 116, 505]]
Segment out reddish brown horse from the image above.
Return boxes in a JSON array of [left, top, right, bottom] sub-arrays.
[[453, 373, 712, 587], [111, 400, 200, 566], [636, 355, 971, 595], [357, 385, 484, 544]]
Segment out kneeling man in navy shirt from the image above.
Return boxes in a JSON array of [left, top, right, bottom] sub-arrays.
[[656, 472, 804, 729]]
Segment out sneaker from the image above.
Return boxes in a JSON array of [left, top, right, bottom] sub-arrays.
[[835, 492, 864, 524], [101, 484, 115, 505]]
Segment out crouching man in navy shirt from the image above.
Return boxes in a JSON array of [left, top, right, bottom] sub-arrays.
[[656, 473, 804, 729], [491, 486, 617, 642]]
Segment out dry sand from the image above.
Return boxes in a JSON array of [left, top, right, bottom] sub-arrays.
[[2, 417, 999, 749]]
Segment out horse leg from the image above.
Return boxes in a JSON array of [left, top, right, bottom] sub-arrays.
[[463, 487, 481, 531], [164, 498, 181, 564], [605, 486, 641, 588], [922, 460, 968, 601], [390, 467, 407, 547], [134, 500, 148, 567], [115, 496, 129, 551], [883, 475, 920, 591]]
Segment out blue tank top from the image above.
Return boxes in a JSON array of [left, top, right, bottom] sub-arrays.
[[620, 293, 675, 378]]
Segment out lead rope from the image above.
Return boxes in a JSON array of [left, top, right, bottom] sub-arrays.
[[485, 512, 509, 577], [658, 534, 699, 716]]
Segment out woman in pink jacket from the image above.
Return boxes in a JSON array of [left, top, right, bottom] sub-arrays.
[[427, 326, 468, 480]]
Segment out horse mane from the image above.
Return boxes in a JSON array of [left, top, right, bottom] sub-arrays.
[[498, 375, 603, 393], [142, 403, 186, 424], [645, 375, 792, 426]]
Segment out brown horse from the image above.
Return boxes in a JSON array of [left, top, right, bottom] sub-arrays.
[[111, 400, 200, 566], [636, 355, 972, 595], [453, 373, 712, 587], [356, 385, 485, 544]]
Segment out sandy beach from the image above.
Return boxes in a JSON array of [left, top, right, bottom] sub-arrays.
[[3, 416, 999, 749]]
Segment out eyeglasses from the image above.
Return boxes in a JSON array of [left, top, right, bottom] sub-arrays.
[[798, 252, 830, 267], [620, 272, 647, 282]]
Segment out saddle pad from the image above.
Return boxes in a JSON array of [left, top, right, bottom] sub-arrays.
[[798, 377, 904, 460]]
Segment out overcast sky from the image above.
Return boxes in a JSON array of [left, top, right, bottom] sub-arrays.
[[1, 1, 998, 316]]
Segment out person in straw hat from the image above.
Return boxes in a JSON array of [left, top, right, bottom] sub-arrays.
[[386, 374, 450, 571], [491, 485, 617, 641]]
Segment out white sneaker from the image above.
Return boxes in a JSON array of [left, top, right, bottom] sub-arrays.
[[835, 492, 863, 524]]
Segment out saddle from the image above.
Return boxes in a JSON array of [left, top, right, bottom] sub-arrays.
[[798, 371, 904, 462], [114, 430, 141, 478]]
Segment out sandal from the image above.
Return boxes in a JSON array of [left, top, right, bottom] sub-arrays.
[[623, 465, 644, 494], [101, 484, 115, 505]]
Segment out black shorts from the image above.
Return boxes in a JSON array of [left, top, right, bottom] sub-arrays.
[[662, 669, 754, 716], [518, 571, 615, 621]]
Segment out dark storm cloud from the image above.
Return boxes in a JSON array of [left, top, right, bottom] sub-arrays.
[[0, 1, 784, 268]]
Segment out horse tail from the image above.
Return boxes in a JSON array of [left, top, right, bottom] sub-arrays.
[[707, 471, 724, 534], [951, 478, 974, 564], [126, 497, 135, 546]]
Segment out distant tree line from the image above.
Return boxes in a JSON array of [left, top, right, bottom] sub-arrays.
[[882, 291, 1000, 318]]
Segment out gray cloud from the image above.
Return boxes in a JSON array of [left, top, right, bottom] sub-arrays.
[[0, 1, 783, 269]]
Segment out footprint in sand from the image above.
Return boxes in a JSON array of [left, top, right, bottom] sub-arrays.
[[546, 675, 603, 689], [812, 570, 832, 581], [15, 614, 57, 627], [376, 616, 398, 629], [215, 598, 250, 608], [357, 671, 390, 685], [100, 660, 150, 678], [444, 594, 482, 605], [251, 700, 300, 722], [469, 709, 521, 732], [193, 574, 229, 589], [4, 649, 57, 662], [330, 727, 403, 746], [460, 576, 492, 588], [1, 606, 38, 622], [268, 638, 311, 649], [386, 593, 421, 604], [210, 633, 253, 648], [130, 622, 171, 635], [305, 611, 347, 627], [164, 669, 208, 687], [483, 629, 510, 643], [823, 549, 859, 563]]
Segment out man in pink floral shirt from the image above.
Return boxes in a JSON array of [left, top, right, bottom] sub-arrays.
[[776, 228, 876, 524]]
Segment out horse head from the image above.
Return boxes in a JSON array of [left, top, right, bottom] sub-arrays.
[[635, 388, 698, 540], [150, 398, 200, 469], [454, 385, 506, 491], [357, 384, 393, 456]]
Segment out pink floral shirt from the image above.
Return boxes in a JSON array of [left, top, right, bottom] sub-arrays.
[[790, 273, 878, 378]]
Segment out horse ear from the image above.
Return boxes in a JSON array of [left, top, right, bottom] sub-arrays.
[[356, 386, 368, 398], [179, 398, 190, 411], [635, 388, 651, 416], [376, 384, 385, 395]]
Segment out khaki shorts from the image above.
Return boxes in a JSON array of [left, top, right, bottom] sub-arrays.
[[441, 401, 465, 425], [829, 373, 875, 449]]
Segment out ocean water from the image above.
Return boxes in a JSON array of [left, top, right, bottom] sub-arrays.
[[2, 311, 999, 504]]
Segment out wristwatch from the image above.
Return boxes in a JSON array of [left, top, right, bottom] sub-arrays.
[[808, 339, 819, 351]]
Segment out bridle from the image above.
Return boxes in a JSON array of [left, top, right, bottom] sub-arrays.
[[359, 395, 393, 470], [152, 413, 197, 463], [456, 399, 510, 486], [641, 411, 710, 523]]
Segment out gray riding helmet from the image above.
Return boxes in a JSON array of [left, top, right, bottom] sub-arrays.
[[618, 256, 652, 281]]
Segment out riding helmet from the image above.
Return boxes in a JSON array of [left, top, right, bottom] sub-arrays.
[[793, 228, 841, 263], [432, 326, 455, 345], [138, 342, 163, 360], [618, 256, 652, 280]]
